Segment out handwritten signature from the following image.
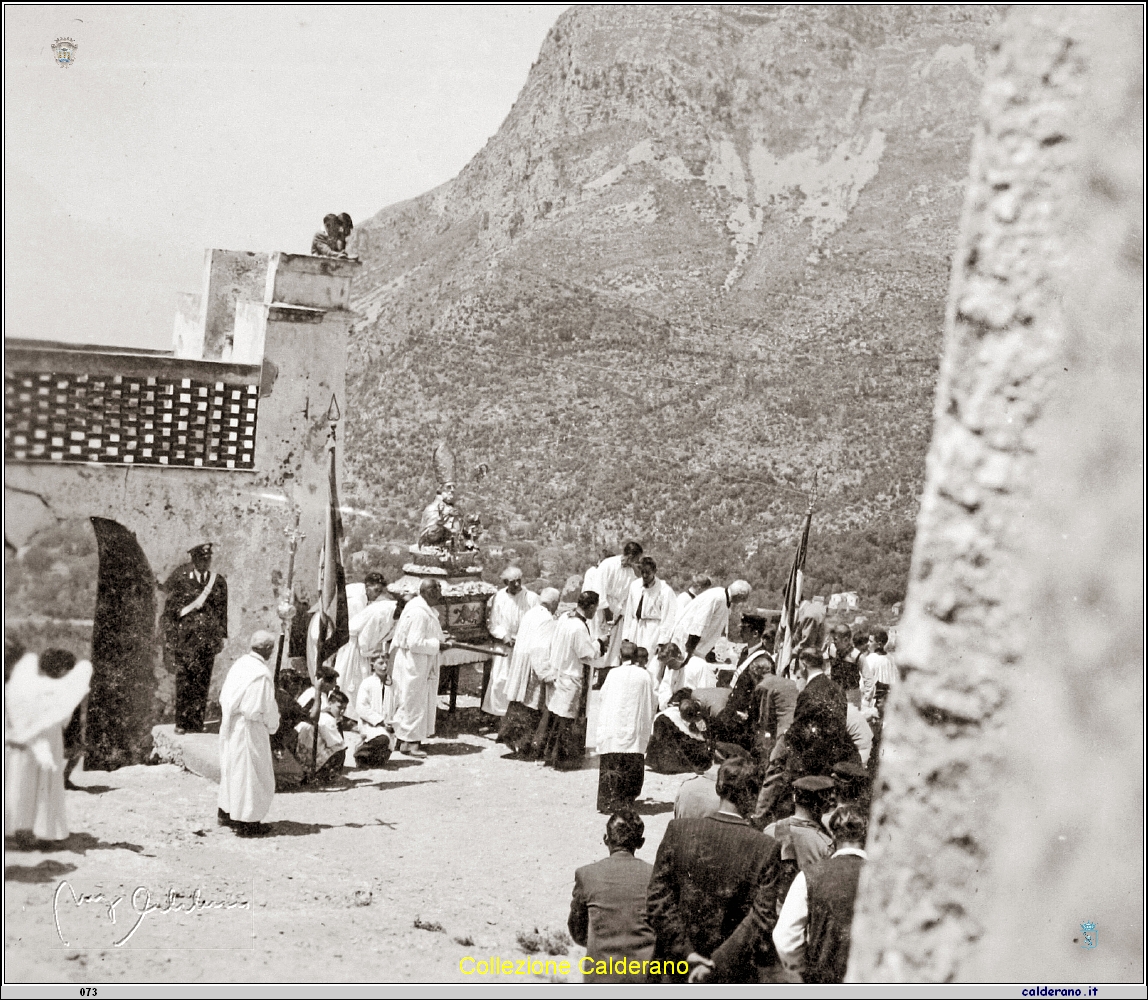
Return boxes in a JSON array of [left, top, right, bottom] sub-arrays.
[[54, 881, 249, 947]]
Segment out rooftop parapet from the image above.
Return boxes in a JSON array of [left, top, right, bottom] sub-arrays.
[[175, 250, 360, 363]]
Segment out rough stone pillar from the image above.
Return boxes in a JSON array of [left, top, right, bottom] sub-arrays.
[[850, 5, 1143, 982]]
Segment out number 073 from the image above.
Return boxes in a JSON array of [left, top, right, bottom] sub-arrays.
[[80, 991, 97, 997]]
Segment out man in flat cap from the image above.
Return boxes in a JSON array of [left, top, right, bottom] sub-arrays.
[[163, 543, 229, 734], [762, 775, 836, 921], [830, 760, 870, 809], [480, 566, 539, 725], [218, 631, 280, 837]]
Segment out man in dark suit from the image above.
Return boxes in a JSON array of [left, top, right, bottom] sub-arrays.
[[568, 809, 656, 983], [753, 649, 861, 829], [647, 756, 783, 983], [163, 542, 228, 734]]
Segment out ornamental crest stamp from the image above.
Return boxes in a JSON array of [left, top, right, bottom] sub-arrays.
[[51, 37, 77, 68], [1079, 920, 1097, 950]]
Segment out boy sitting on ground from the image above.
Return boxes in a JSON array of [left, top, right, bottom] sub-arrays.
[[352, 657, 394, 768], [296, 688, 349, 780]]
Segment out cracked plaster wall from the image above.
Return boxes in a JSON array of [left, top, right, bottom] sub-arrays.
[[849, 5, 1143, 983]]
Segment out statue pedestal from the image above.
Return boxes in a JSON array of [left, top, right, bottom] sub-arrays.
[[387, 546, 499, 711]]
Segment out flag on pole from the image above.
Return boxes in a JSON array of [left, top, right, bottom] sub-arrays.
[[774, 507, 812, 677], [316, 445, 350, 668]]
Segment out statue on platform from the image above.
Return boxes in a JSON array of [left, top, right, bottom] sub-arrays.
[[418, 481, 463, 548], [416, 441, 484, 552]]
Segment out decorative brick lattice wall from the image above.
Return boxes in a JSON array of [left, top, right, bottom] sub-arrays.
[[5, 371, 259, 469]]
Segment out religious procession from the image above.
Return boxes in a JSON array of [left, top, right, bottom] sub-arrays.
[[6, 441, 897, 985], [6, 5, 1140, 990]]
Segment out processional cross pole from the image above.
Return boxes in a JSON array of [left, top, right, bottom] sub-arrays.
[[274, 506, 305, 687]]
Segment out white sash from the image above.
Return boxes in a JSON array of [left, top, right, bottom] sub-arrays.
[[179, 571, 218, 618], [731, 646, 770, 686]]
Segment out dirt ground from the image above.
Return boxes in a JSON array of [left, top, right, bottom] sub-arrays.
[[4, 697, 684, 984]]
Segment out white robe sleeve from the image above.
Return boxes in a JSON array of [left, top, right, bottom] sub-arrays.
[[241, 675, 279, 735], [656, 582, 679, 646], [359, 602, 397, 658], [487, 591, 512, 642], [621, 578, 641, 643]]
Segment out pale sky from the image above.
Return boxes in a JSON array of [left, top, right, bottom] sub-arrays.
[[4, 4, 570, 348]]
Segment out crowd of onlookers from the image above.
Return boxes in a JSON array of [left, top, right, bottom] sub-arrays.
[[6, 534, 899, 980], [459, 541, 896, 984]]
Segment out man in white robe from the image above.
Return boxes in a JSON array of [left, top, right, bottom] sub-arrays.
[[333, 573, 397, 721], [543, 590, 600, 767], [5, 651, 92, 843], [586, 541, 642, 665], [218, 631, 280, 837], [670, 579, 752, 662], [480, 566, 540, 721], [621, 556, 678, 659], [391, 579, 454, 758], [674, 574, 712, 618], [498, 588, 561, 754], [594, 654, 657, 812]]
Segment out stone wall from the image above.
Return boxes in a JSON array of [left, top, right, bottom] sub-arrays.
[[850, 5, 1143, 982]]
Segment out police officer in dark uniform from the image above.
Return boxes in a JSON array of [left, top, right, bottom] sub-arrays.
[[163, 543, 228, 734]]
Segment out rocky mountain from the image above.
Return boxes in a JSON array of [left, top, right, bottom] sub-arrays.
[[342, 4, 1001, 600]]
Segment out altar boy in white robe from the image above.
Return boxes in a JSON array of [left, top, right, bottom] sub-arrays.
[[218, 631, 280, 838], [480, 566, 539, 723], [353, 658, 395, 768]]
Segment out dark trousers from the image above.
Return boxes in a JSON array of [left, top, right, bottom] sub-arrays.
[[544, 716, 586, 770], [597, 752, 645, 812], [356, 735, 393, 768], [645, 716, 713, 774], [174, 645, 216, 731], [873, 681, 891, 718], [315, 748, 347, 781], [499, 701, 541, 753]]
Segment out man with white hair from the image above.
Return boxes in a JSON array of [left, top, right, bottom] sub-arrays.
[[218, 630, 280, 838], [480, 566, 540, 724], [498, 587, 561, 755], [391, 579, 455, 758], [671, 580, 752, 662]]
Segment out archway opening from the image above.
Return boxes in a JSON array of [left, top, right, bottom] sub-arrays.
[[4, 515, 158, 769]]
